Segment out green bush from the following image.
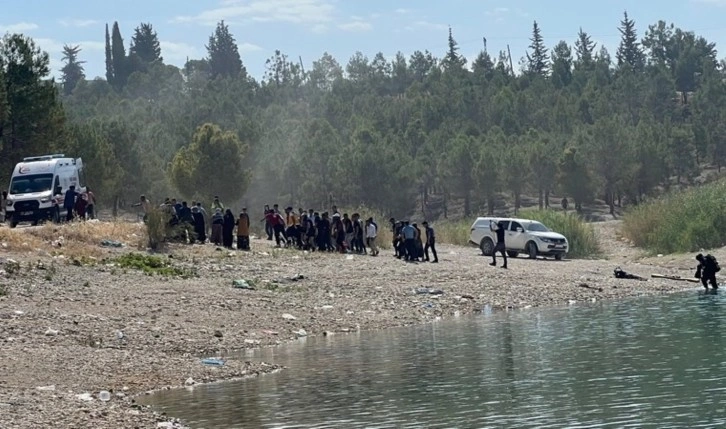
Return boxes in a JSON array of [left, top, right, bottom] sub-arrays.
[[622, 180, 726, 254], [144, 208, 174, 250], [115, 252, 196, 278], [519, 209, 600, 258]]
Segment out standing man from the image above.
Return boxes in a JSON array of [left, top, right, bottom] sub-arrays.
[[236, 209, 251, 250], [366, 217, 378, 256], [401, 221, 416, 262], [422, 221, 438, 263], [85, 187, 97, 219], [63, 185, 77, 222], [211, 196, 224, 212], [285, 206, 299, 248], [133, 195, 151, 223], [696, 253, 720, 290], [489, 220, 508, 269]]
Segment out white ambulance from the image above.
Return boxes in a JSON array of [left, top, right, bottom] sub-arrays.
[[5, 154, 85, 227]]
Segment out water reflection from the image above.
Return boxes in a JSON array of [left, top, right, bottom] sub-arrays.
[[142, 291, 726, 428]]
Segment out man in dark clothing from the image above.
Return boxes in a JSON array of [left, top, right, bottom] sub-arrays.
[[489, 220, 508, 269], [317, 213, 331, 251], [178, 202, 194, 243], [422, 221, 438, 263], [263, 205, 273, 240], [64, 186, 77, 222], [696, 253, 720, 290]]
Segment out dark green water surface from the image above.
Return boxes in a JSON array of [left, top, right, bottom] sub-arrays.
[[141, 291, 726, 428]]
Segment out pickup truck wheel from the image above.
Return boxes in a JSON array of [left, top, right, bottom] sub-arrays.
[[9, 220, 18, 229], [526, 241, 538, 259], [555, 253, 563, 261], [506, 251, 519, 258], [480, 238, 494, 256]]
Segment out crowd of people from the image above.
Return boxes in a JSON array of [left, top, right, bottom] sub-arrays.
[[134, 197, 439, 262]]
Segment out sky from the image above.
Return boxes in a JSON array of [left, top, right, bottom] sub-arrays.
[[4, 0, 726, 81]]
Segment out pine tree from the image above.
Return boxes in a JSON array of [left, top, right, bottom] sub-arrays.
[[130, 23, 162, 65], [60, 44, 85, 95], [616, 11, 645, 71], [574, 28, 596, 68], [551, 41, 573, 88], [526, 21, 549, 76], [104, 23, 113, 85], [443, 27, 466, 71], [111, 21, 129, 89], [206, 20, 244, 79]]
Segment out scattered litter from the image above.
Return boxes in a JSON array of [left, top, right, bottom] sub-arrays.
[[98, 390, 111, 402], [289, 274, 305, 282], [261, 329, 279, 335], [13, 310, 24, 315], [568, 300, 577, 305], [346, 255, 354, 260], [201, 358, 225, 366], [416, 287, 444, 295], [613, 267, 647, 281], [320, 305, 334, 310], [232, 279, 255, 290], [100, 239, 124, 248], [244, 339, 261, 345], [460, 294, 475, 300], [76, 392, 94, 402], [282, 313, 297, 321], [44, 328, 59, 337], [36, 385, 55, 391], [294, 329, 308, 337], [423, 303, 434, 308]]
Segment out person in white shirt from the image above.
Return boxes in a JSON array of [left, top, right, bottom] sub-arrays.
[[365, 217, 378, 256]]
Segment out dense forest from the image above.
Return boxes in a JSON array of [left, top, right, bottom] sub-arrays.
[[1, 12, 725, 219]]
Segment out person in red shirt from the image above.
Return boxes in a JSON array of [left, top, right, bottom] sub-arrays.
[[265, 210, 287, 246]]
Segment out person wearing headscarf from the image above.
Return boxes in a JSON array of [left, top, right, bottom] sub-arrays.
[[192, 206, 206, 244], [211, 208, 224, 246], [236, 208, 251, 250], [223, 209, 235, 248]]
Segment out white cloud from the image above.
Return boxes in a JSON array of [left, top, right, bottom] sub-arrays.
[[0, 22, 39, 33], [404, 20, 447, 32], [338, 21, 371, 32], [395, 8, 410, 14], [58, 19, 98, 28], [692, 0, 726, 4], [238, 42, 263, 53], [160, 41, 200, 62], [311, 24, 328, 34], [172, 0, 335, 26]]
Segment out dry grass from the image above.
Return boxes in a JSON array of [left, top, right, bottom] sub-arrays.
[[0, 220, 145, 258]]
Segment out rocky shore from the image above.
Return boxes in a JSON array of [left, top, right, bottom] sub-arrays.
[[0, 221, 710, 428]]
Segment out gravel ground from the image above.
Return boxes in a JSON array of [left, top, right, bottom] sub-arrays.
[[0, 221, 714, 428]]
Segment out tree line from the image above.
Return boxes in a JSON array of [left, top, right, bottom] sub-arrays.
[[1, 12, 725, 219]]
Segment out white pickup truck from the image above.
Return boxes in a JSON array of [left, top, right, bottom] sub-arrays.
[[469, 217, 569, 260]]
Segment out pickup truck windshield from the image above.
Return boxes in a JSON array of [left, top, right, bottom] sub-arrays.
[[527, 222, 550, 232], [9, 174, 54, 195]]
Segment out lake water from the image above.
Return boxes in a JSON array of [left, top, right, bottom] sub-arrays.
[[142, 290, 726, 428]]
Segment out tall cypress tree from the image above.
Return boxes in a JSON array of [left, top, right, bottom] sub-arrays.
[[526, 21, 549, 76], [104, 23, 114, 85], [111, 21, 129, 89], [616, 11, 645, 71]]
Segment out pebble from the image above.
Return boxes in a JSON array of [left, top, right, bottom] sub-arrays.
[[44, 328, 59, 336], [213, 330, 223, 338], [184, 377, 195, 386], [294, 329, 308, 337], [282, 313, 296, 321]]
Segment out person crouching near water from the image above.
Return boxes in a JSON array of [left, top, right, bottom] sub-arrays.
[[489, 220, 507, 269], [696, 253, 720, 290]]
